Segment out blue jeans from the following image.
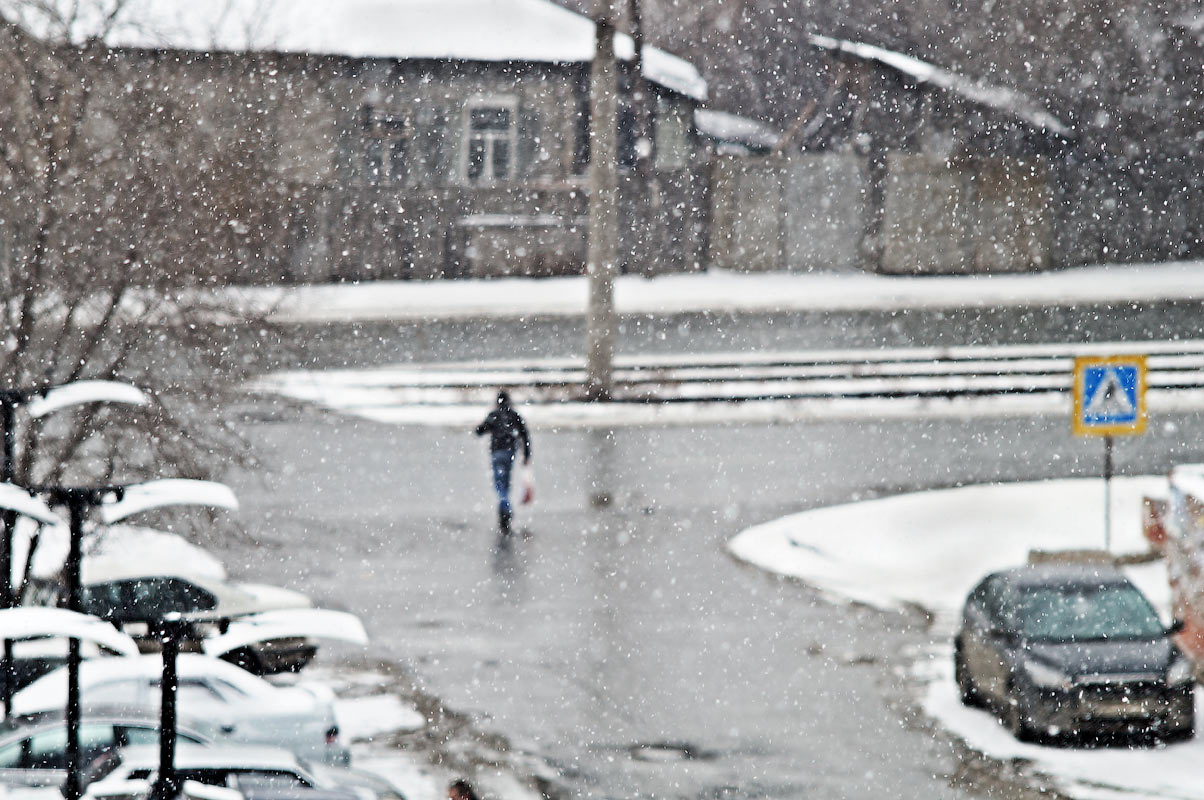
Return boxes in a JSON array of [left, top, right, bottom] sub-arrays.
[[491, 449, 516, 515]]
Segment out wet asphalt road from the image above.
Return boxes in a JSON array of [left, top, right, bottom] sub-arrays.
[[210, 306, 1204, 800], [221, 299, 1204, 373]]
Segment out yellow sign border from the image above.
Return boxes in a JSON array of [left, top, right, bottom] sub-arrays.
[[1072, 355, 1148, 436]]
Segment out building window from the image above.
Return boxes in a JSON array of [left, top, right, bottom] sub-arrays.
[[464, 100, 516, 184], [363, 105, 410, 185], [654, 96, 690, 171]]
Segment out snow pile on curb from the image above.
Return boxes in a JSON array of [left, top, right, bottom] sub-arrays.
[[245, 261, 1204, 324], [728, 477, 1170, 620], [335, 695, 426, 740]]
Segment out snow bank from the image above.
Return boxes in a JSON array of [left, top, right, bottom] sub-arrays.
[[728, 477, 1170, 619], [335, 695, 425, 741], [249, 262, 1204, 324]]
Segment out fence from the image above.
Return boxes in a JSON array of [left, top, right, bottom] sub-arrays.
[[709, 152, 1052, 274]]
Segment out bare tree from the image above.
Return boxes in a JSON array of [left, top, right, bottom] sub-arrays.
[[0, 1, 272, 496]]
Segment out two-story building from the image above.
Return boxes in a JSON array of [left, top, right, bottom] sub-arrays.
[[95, 0, 708, 282]]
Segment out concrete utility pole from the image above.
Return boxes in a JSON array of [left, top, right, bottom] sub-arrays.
[[586, 0, 620, 401]]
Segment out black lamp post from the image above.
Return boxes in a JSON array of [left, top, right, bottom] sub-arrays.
[[77, 479, 236, 800], [1, 393, 21, 611], [0, 393, 21, 722], [42, 486, 124, 800], [150, 614, 189, 800]]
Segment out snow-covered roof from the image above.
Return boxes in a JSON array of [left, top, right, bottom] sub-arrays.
[[203, 609, 369, 657], [3, 0, 706, 100], [99, 479, 239, 524], [809, 35, 1071, 138], [694, 109, 780, 152], [0, 484, 61, 527], [0, 608, 140, 655]]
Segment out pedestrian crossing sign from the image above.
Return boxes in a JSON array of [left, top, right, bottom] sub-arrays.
[[1072, 355, 1147, 436]]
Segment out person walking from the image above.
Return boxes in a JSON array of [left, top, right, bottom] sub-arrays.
[[474, 390, 531, 536], [447, 780, 480, 800]]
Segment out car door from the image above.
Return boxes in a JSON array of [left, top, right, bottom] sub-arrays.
[[978, 577, 1017, 700], [961, 578, 1000, 701], [0, 723, 119, 786]]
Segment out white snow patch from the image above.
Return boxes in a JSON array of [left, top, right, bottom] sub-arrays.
[[24, 381, 149, 419], [23, 524, 227, 583], [343, 751, 443, 800], [728, 477, 1169, 622], [0, 608, 139, 656], [241, 261, 1204, 324], [695, 109, 780, 149], [100, 479, 239, 524], [0, 486, 61, 527], [335, 695, 425, 741], [809, 34, 1070, 137]]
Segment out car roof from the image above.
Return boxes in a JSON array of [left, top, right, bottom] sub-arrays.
[[79, 567, 232, 593], [0, 705, 215, 739], [12, 654, 274, 708], [115, 743, 303, 771], [991, 563, 1133, 589], [45, 653, 266, 683]]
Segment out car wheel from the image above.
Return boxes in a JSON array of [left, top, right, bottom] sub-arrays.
[[954, 642, 984, 708], [1003, 689, 1036, 743]]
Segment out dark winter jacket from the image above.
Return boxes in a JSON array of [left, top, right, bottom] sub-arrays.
[[475, 406, 531, 460]]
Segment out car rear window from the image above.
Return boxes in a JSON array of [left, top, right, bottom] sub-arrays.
[[1016, 584, 1164, 641], [229, 771, 311, 791]]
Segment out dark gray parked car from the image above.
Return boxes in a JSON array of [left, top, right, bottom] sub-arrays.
[[954, 563, 1195, 742], [0, 707, 215, 788]]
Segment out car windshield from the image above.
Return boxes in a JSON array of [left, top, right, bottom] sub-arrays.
[[1015, 584, 1164, 641]]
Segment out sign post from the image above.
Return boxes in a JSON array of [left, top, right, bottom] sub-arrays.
[[1072, 355, 1148, 551]]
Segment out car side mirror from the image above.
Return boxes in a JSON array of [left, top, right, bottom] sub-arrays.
[[1168, 619, 1187, 635]]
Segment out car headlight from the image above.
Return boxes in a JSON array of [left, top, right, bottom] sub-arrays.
[[1025, 659, 1072, 690], [1168, 656, 1195, 687]]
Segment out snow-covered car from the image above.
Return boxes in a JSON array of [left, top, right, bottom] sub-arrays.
[[84, 744, 404, 800], [0, 607, 142, 692], [11, 655, 350, 766], [0, 707, 215, 788], [25, 568, 318, 674], [87, 778, 243, 800], [955, 564, 1195, 742]]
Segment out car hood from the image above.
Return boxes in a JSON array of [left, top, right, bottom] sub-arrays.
[[1027, 637, 1175, 678]]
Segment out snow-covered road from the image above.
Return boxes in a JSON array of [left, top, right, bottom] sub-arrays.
[[255, 340, 1204, 428]]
